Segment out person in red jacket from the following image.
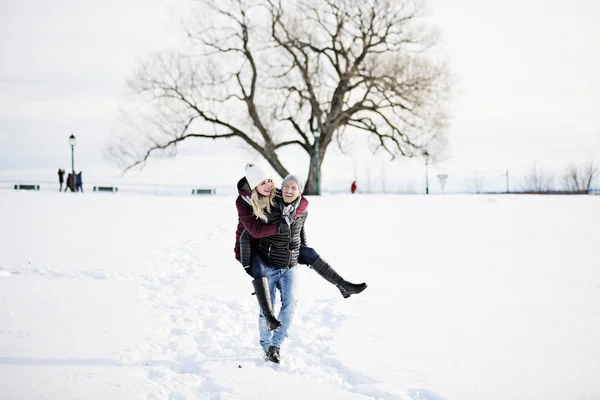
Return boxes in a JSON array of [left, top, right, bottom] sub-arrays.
[[350, 180, 357, 194], [64, 173, 73, 192]]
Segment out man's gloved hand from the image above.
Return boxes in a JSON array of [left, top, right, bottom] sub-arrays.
[[277, 220, 290, 235], [244, 265, 254, 278]]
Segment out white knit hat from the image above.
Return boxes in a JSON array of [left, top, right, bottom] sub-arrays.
[[245, 163, 271, 190]]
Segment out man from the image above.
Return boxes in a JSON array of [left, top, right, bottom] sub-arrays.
[[240, 174, 308, 364], [58, 169, 65, 191], [75, 171, 83, 193], [65, 173, 72, 192]]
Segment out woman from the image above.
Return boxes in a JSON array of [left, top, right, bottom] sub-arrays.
[[241, 174, 308, 363], [234, 164, 288, 332], [234, 165, 368, 328]]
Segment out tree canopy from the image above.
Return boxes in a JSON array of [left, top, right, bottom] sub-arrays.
[[107, 0, 452, 194]]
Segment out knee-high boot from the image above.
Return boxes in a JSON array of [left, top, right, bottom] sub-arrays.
[[252, 277, 283, 331], [311, 257, 367, 298]]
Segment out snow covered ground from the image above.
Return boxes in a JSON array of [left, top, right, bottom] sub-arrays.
[[1, 190, 599, 400]]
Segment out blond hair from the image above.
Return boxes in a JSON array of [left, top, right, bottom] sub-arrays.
[[251, 183, 276, 222]]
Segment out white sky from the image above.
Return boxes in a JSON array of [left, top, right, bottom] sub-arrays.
[[0, 0, 599, 192]]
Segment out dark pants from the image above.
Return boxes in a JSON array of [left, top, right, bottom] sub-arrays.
[[251, 245, 320, 277], [298, 245, 319, 265]]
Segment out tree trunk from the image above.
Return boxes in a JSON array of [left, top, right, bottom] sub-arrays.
[[304, 146, 325, 195], [305, 165, 317, 195]]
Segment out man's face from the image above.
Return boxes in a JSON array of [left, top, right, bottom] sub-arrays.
[[282, 180, 300, 203]]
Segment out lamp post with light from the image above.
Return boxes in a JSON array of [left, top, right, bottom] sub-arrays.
[[69, 134, 76, 192], [503, 170, 509, 194], [424, 150, 430, 195], [313, 128, 321, 195]]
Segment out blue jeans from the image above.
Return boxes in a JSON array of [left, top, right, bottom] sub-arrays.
[[251, 253, 299, 352]]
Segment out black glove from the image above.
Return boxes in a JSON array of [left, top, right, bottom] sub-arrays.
[[277, 220, 290, 234], [244, 265, 254, 278]]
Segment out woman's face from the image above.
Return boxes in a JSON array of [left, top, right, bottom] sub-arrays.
[[256, 179, 273, 196]]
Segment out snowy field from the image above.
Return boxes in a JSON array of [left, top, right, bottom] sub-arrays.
[[1, 190, 599, 400]]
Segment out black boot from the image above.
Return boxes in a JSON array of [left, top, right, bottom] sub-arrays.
[[311, 257, 367, 298], [252, 278, 283, 331], [266, 345, 281, 364]]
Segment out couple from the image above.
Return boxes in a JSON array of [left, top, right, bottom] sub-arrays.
[[234, 163, 367, 364]]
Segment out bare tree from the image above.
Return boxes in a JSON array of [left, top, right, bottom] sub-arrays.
[[362, 165, 374, 193], [522, 164, 554, 193], [106, 0, 452, 194], [465, 172, 485, 194], [561, 159, 599, 193], [379, 162, 388, 193], [405, 180, 417, 194]]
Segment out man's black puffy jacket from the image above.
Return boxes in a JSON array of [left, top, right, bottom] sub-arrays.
[[240, 194, 308, 269]]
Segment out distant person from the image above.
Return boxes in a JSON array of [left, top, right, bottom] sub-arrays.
[[65, 173, 73, 192], [58, 169, 65, 191], [350, 180, 357, 194], [75, 171, 83, 193]]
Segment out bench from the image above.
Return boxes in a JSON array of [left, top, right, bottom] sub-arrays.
[[93, 186, 118, 192], [14, 184, 40, 191], [192, 189, 215, 195]]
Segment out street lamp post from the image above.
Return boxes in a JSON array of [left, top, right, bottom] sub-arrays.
[[313, 127, 321, 195], [424, 150, 430, 195], [69, 134, 76, 192]]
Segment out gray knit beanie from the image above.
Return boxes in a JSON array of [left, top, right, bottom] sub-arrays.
[[282, 174, 304, 193]]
